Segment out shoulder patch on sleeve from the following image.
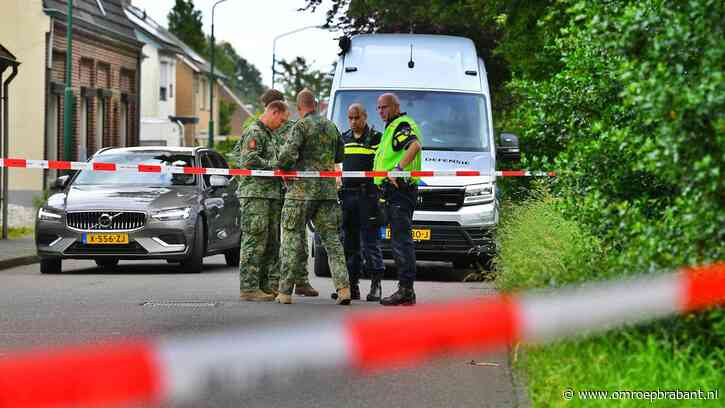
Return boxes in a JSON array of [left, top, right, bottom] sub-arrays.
[[247, 138, 257, 150]]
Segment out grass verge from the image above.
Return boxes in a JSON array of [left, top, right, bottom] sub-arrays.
[[497, 191, 724, 407]]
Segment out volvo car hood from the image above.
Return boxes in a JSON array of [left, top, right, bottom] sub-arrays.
[[419, 150, 494, 187], [63, 186, 198, 212]]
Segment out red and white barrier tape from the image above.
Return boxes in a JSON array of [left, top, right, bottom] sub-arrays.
[[1, 262, 721, 408], [0, 158, 555, 178]]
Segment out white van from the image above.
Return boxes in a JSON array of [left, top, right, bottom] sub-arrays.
[[314, 34, 520, 275]]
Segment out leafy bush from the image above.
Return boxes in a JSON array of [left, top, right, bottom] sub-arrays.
[[506, 0, 724, 274]]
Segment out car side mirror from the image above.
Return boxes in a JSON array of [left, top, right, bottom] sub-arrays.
[[52, 175, 70, 190], [497, 133, 521, 162], [209, 175, 230, 188]]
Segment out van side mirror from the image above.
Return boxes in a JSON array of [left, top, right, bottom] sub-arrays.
[[497, 133, 521, 162], [52, 175, 70, 190]]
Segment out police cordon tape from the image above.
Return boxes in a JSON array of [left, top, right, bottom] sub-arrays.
[[0, 263, 723, 408], [0, 158, 556, 178]]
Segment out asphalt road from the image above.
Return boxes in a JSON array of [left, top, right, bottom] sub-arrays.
[[0, 256, 527, 408]]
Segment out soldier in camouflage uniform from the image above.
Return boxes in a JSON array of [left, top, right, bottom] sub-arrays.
[[236, 101, 288, 301], [261, 89, 319, 297], [275, 89, 351, 305]]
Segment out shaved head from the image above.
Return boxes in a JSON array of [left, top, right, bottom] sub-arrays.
[[377, 92, 401, 122], [348, 103, 367, 116], [296, 89, 316, 110]]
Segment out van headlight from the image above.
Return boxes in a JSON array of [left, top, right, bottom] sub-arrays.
[[464, 183, 494, 205], [38, 207, 63, 221], [151, 207, 192, 221]]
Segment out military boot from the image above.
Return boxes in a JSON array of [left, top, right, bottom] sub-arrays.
[[275, 293, 292, 304], [331, 284, 360, 300], [262, 281, 279, 297], [240, 290, 275, 302], [380, 282, 416, 306], [335, 287, 352, 305], [366, 279, 382, 302], [294, 282, 319, 297]]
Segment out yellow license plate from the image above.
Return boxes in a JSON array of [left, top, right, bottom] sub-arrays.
[[384, 228, 431, 241], [83, 233, 129, 245]]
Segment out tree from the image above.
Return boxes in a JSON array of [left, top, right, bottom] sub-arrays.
[[276, 56, 333, 101], [212, 41, 265, 110], [218, 100, 237, 136], [168, 0, 206, 56]]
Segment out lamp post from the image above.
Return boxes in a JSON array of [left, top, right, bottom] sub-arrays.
[[271, 25, 320, 88], [63, 0, 73, 161], [208, 0, 229, 149]]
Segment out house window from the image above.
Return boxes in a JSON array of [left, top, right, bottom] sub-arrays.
[[160, 61, 169, 101], [79, 97, 89, 160], [96, 98, 105, 151], [201, 78, 208, 110], [120, 102, 128, 147]]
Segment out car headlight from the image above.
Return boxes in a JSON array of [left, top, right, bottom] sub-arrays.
[[464, 183, 494, 205], [38, 207, 63, 221], [151, 207, 192, 221]]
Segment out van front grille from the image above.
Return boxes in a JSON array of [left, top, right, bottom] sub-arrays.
[[66, 211, 146, 231]]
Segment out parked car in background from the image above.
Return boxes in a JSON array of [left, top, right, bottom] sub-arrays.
[[35, 147, 241, 274]]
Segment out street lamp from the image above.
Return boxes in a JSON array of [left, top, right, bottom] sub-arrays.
[[271, 25, 321, 88], [208, 0, 230, 149]]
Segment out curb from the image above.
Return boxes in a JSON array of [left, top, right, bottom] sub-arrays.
[[0, 254, 39, 271]]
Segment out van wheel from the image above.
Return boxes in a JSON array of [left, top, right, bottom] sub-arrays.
[[181, 217, 204, 273], [225, 246, 240, 267], [40, 258, 62, 274], [313, 239, 331, 277]]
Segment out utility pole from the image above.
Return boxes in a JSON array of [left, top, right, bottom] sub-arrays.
[[208, 0, 229, 149], [63, 0, 73, 162]]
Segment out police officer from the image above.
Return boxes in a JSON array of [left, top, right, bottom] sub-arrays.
[[336, 103, 385, 301], [373, 93, 422, 306], [236, 101, 288, 301], [275, 89, 351, 305], [259, 89, 319, 297]]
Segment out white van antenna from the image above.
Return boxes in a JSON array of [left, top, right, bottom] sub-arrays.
[[408, 44, 415, 69]]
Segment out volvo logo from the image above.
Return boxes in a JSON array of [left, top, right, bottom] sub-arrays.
[[98, 213, 113, 228], [95, 212, 122, 229]]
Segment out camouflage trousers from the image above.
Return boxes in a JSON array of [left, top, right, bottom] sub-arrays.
[[280, 197, 311, 287], [239, 198, 282, 292], [278, 199, 349, 295]]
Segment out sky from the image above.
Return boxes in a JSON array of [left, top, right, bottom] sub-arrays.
[[131, 0, 341, 88]]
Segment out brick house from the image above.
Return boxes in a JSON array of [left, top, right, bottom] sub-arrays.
[[0, 0, 143, 204]]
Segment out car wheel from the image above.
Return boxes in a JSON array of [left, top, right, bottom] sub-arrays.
[[181, 216, 204, 273], [224, 246, 240, 267], [95, 258, 119, 268], [313, 238, 331, 277], [40, 258, 62, 274]]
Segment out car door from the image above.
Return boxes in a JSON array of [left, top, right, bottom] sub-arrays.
[[209, 150, 241, 249], [199, 151, 227, 252]]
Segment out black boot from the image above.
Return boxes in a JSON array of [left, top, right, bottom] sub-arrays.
[[380, 282, 415, 306], [366, 279, 382, 302], [331, 284, 360, 300]]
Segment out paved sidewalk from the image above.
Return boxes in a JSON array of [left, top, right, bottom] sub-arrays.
[[0, 236, 38, 271]]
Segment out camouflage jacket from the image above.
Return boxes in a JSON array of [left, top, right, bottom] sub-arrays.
[[277, 112, 344, 200], [236, 120, 282, 199], [274, 119, 297, 145]]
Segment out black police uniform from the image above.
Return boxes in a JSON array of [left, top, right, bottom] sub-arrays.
[[340, 125, 385, 301]]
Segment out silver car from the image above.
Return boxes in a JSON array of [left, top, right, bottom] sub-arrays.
[[35, 146, 241, 274]]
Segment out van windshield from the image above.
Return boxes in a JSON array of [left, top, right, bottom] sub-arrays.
[[330, 90, 490, 152]]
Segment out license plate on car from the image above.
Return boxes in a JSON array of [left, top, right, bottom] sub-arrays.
[[83, 233, 129, 245], [381, 228, 431, 241]]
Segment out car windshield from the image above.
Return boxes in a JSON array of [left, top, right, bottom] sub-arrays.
[[330, 90, 490, 152], [72, 152, 197, 186]]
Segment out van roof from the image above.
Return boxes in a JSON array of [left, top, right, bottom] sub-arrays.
[[339, 34, 483, 92]]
